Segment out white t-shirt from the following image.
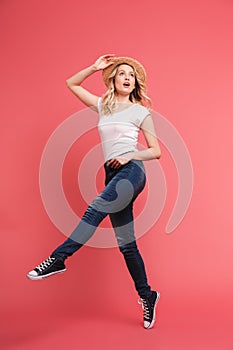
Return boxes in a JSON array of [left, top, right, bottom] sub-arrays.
[[97, 98, 150, 162]]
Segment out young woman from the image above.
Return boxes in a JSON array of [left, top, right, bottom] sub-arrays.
[[27, 54, 162, 329]]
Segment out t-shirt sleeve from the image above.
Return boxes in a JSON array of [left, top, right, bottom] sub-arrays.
[[134, 106, 151, 128]]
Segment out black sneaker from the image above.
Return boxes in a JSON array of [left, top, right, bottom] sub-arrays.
[[27, 256, 66, 280], [139, 291, 160, 329]]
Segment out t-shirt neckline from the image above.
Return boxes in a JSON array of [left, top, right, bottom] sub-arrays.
[[109, 103, 137, 116]]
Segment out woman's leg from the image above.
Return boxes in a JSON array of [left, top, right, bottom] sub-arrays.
[[108, 161, 160, 328]]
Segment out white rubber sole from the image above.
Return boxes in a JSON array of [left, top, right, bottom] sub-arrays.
[[26, 268, 66, 281], [144, 291, 160, 329]]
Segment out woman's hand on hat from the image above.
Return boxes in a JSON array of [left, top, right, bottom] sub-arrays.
[[93, 54, 116, 71], [106, 152, 134, 169]]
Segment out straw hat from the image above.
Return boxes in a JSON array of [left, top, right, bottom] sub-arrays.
[[102, 56, 147, 87]]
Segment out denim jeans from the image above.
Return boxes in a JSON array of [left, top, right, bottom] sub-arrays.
[[51, 159, 152, 298]]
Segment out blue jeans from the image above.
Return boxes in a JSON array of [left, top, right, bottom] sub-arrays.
[[51, 159, 152, 298]]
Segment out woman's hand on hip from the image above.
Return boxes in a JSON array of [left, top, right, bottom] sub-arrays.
[[93, 54, 116, 71], [107, 152, 134, 169]]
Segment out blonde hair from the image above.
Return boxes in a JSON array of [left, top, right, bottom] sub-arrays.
[[101, 64, 152, 115]]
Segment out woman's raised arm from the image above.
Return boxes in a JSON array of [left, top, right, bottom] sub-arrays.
[[66, 54, 115, 111]]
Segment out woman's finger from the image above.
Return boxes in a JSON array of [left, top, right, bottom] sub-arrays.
[[102, 53, 115, 58], [98, 54, 115, 62]]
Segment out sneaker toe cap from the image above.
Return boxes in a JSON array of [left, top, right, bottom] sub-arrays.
[[27, 270, 38, 277], [144, 320, 154, 329]]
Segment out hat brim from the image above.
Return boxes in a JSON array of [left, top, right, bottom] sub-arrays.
[[102, 56, 146, 87]]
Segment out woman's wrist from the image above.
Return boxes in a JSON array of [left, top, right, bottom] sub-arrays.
[[90, 63, 99, 72], [91, 61, 106, 72], [128, 152, 136, 161]]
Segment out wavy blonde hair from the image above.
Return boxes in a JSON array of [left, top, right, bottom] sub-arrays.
[[101, 64, 152, 115]]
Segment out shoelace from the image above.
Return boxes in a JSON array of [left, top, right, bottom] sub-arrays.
[[36, 257, 55, 272], [138, 298, 150, 320]]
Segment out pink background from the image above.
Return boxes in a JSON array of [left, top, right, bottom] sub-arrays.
[[1, 0, 233, 349]]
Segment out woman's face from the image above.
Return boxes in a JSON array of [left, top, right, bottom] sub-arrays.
[[114, 64, 136, 96]]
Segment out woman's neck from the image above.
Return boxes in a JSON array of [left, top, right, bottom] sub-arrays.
[[115, 95, 132, 105]]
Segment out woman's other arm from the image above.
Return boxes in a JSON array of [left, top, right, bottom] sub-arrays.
[[135, 114, 161, 160], [107, 115, 161, 168]]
